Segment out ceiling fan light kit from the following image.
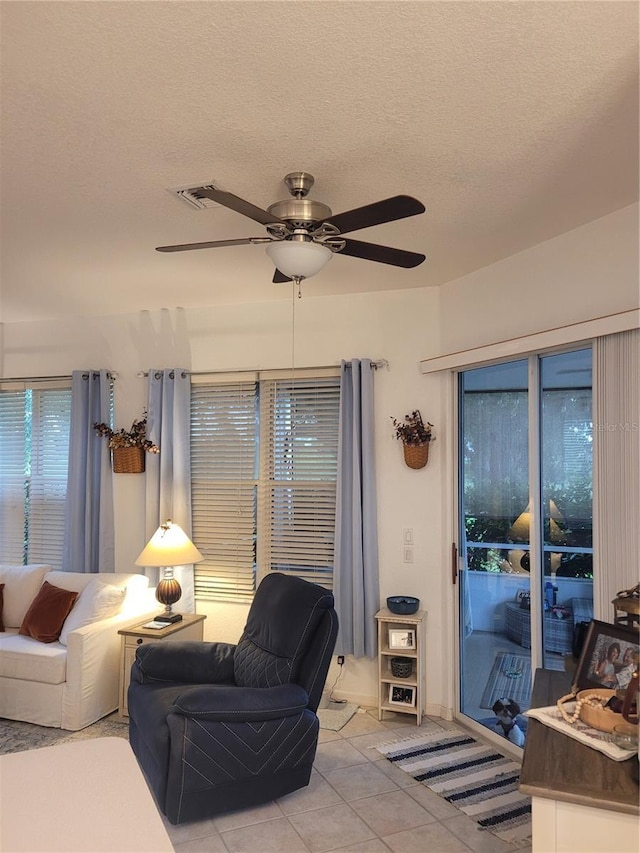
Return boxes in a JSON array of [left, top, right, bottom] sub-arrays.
[[265, 240, 333, 279], [157, 171, 426, 283]]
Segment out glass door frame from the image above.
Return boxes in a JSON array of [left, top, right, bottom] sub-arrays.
[[452, 344, 593, 741]]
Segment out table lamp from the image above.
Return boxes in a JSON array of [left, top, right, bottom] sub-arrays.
[[135, 519, 204, 623], [508, 500, 565, 573]]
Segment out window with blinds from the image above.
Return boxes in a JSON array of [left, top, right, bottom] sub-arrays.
[[191, 371, 340, 602], [0, 383, 72, 567]]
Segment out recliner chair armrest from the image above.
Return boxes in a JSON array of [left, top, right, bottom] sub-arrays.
[[132, 641, 236, 685], [171, 683, 310, 721]]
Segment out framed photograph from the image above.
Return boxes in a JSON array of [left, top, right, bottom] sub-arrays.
[[574, 619, 639, 691], [388, 684, 416, 707], [388, 629, 416, 650]]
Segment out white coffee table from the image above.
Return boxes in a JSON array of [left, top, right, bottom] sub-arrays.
[[0, 737, 173, 852]]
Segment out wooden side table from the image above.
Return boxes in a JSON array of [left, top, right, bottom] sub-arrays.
[[375, 607, 427, 725], [117, 613, 206, 718]]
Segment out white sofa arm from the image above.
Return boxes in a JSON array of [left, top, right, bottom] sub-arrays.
[[62, 609, 156, 731]]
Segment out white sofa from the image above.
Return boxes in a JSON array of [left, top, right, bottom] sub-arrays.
[[0, 564, 154, 730]]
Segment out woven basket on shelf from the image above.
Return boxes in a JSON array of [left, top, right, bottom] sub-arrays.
[[112, 446, 145, 474], [402, 442, 430, 469], [390, 657, 413, 678]]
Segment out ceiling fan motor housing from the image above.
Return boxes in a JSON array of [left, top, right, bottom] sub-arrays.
[[283, 171, 315, 198], [267, 171, 332, 230], [267, 198, 332, 229]]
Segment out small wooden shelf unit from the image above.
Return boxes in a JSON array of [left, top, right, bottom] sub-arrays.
[[375, 607, 426, 726]]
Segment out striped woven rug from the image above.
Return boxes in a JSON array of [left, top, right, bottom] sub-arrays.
[[376, 728, 531, 844]]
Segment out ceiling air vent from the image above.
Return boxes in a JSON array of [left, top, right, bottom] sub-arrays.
[[166, 182, 221, 211]]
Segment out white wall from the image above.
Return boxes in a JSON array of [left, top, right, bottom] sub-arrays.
[[1, 203, 638, 716], [437, 203, 639, 356], [1, 286, 447, 709]]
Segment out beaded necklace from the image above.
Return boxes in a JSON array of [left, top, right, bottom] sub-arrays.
[[557, 691, 613, 724]]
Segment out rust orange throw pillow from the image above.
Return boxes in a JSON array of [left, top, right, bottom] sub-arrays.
[[0, 583, 4, 631], [19, 581, 79, 643]]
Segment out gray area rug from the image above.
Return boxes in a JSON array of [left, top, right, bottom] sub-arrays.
[[0, 703, 356, 753], [317, 702, 359, 731], [0, 713, 128, 755]]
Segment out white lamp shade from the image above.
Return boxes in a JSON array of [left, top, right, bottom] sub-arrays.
[[265, 240, 332, 279], [509, 504, 531, 542], [509, 501, 565, 543], [549, 499, 564, 521], [135, 520, 204, 567]]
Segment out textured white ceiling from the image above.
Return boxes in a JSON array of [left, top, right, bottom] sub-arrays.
[[1, 1, 638, 323]]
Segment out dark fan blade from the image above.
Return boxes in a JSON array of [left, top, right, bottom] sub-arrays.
[[341, 238, 425, 268], [156, 238, 260, 253], [196, 187, 287, 227], [273, 269, 292, 283], [314, 195, 425, 236]]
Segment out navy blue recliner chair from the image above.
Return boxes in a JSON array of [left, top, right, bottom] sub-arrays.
[[128, 572, 338, 824]]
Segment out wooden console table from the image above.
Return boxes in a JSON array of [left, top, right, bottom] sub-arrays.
[[520, 668, 639, 852]]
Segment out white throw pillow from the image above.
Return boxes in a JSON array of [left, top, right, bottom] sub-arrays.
[[0, 564, 52, 629], [59, 578, 126, 645]]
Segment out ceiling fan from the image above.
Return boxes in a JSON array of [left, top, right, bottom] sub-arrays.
[[157, 172, 426, 284]]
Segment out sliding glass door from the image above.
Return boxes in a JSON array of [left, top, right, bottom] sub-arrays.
[[457, 349, 593, 746]]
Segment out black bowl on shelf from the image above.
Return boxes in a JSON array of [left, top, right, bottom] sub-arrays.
[[386, 595, 420, 615]]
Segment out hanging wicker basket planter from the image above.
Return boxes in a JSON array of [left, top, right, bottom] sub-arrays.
[[402, 442, 430, 470], [112, 446, 145, 474], [392, 411, 434, 470], [94, 415, 159, 474]]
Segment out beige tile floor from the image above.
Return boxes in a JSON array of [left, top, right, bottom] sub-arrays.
[[165, 708, 532, 853]]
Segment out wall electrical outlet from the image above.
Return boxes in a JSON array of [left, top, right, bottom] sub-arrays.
[[337, 655, 345, 666], [403, 546, 414, 563]]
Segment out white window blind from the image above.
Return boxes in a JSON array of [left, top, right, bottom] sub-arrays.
[[593, 328, 640, 616], [259, 377, 339, 589], [191, 371, 340, 602], [0, 391, 28, 563], [191, 380, 258, 602], [0, 383, 72, 567]]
